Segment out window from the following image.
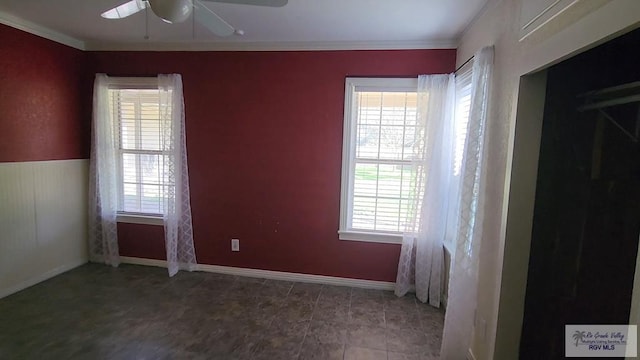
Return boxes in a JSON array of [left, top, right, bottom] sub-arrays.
[[454, 64, 473, 176], [339, 78, 419, 243], [106, 78, 169, 219], [339, 75, 473, 244], [441, 63, 474, 252], [91, 73, 195, 270]]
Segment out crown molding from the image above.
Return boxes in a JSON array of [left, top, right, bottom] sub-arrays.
[[456, 0, 494, 49], [0, 11, 85, 50], [0, 9, 454, 53], [85, 39, 456, 52]]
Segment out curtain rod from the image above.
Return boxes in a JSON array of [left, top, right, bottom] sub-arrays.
[[455, 55, 474, 73]]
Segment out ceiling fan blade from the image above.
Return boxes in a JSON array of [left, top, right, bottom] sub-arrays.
[[202, 0, 287, 7], [194, 2, 235, 37], [101, 0, 148, 19]]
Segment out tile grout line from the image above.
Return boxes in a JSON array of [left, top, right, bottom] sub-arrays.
[[246, 279, 282, 359], [383, 292, 390, 359], [294, 283, 322, 359], [284, 282, 294, 297], [345, 286, 354, 360], [383, 293, 390, 359]]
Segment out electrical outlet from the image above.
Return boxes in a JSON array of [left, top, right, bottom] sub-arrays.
[[231, 238, 240, 252]]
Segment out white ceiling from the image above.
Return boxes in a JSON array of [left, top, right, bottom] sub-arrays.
[[0, 0, 487, 51]]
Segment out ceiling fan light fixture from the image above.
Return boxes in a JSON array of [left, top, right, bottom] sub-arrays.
[[102, 0, 286, 37], [148, 0, 193, 23]]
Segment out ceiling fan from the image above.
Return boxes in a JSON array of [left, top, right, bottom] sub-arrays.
[[101, 0, 288, 37]]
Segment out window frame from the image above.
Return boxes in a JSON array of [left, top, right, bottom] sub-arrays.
[[339, 77, 418, 244], [106, 77, 165, 226], [442, 62, 474, 254]]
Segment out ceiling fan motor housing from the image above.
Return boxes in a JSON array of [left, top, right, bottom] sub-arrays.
[[148, 0, 193, 23]]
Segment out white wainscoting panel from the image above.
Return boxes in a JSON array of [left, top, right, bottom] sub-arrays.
[[0, 159, 89, 298]]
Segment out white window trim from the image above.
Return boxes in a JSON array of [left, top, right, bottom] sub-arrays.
[[339, 77, 418, 244], [338, 230, 403, 244], [117, 213, 164, 225], [108, 77, 165, 225]]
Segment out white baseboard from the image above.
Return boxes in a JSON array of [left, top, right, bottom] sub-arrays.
[[119, 256, 395, 290], [0, 259, 88, 299], [467, 348, 477, 360], [120, 256, 167, 268]]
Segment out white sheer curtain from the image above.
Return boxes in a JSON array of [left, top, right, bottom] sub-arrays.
[[159, 74, 197, 277], [441, 46, 494, 359], [395, 74, 456, 306], [89, 74, 196, 276], [88, 74, 120, 266]]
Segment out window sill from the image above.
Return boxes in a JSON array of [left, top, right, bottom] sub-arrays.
[[338, 230, 402, 244], [117, 214, 163, 226]]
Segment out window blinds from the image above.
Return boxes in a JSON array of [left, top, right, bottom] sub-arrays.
[[352, 91, 418, 233], [110, 88, 169, 215], [454, 65, 473, 176]]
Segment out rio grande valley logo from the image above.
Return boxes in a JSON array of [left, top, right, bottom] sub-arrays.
[[566, 325, 637, 357]]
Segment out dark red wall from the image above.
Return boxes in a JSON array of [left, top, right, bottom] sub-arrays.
[[93, 50, 456, 281], [90, 49, 456, 281], [118, 223, 167, 260], [1, 23, 456, 282], [0, 24, 88, 162]]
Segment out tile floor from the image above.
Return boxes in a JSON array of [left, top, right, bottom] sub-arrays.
[[0, 264, 444, 359]]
